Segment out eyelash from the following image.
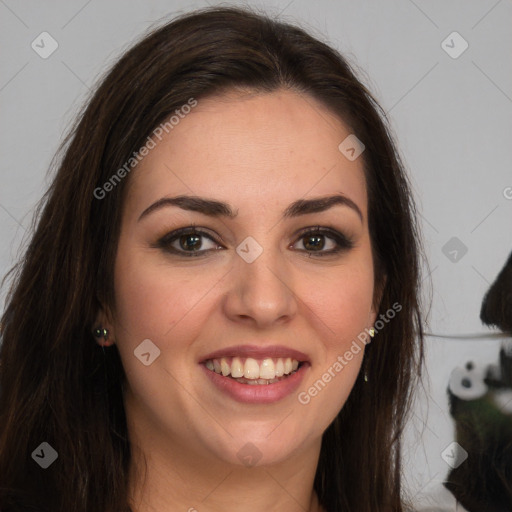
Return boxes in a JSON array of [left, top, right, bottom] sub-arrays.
[[155, 225, 354, 258]]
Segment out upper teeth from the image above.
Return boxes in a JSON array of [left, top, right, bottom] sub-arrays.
[[205, 357, 300, 380]]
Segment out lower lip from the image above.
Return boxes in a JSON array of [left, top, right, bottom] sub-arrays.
[[201, 363, 309, 404]]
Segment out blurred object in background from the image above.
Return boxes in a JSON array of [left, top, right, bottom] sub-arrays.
[[480, 251, 512, 335], [444, 250, 512, 512]]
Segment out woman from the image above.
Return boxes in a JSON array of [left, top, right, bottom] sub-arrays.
[[0, 6, 424, 512]]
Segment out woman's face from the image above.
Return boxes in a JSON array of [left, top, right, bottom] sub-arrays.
[[110, 89, 377, 467]]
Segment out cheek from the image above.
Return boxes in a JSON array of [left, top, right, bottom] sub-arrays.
[[111, 249, 221, 411], [295, 260, 373, 424], [300, 262, 374, 344], [113, 248, 211, 342], [111, 246, 232, 393]]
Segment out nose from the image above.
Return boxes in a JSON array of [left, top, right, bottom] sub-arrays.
[[222, 243, 298, 328]]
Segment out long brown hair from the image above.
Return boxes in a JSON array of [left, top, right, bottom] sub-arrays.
[[0, 6, 424, 511]]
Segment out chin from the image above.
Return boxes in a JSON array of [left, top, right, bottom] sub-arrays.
[[201, 424, 310, 468]]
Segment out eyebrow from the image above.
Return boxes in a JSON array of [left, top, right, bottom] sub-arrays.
[[138, 194, 363, 222]]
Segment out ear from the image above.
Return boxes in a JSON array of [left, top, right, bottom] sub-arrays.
[[92, 304, 116, 347]]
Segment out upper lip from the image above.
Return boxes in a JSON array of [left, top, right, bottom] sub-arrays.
[[200, 344, 310, 363]]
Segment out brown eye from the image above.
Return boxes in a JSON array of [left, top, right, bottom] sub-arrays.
[[292, 227, 354, 256], [178, 233, 203, 251], [302, 234, 328, 251], [157, 227, 223, 257]]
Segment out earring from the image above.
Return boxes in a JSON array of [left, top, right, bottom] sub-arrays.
[[94, 327, 109, 339], [366, 327, 375, 345], [363, 356, 370, 383], [93, 327, 109, 342], [364, 329, 375, 383]]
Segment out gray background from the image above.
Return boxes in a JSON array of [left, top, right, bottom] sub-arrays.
[[1, 0, 511, 509]]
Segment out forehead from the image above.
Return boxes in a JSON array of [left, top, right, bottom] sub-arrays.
[[126, 89, 367, 219]]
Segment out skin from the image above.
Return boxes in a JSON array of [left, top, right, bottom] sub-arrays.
[[96, 89, 379, 512]]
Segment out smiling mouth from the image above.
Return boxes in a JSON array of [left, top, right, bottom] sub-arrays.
[[204, 356, 303, 385]]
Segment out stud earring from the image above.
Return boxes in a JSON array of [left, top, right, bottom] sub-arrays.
[[93, 327, 109, 341], [369, 327, 375, 338]]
